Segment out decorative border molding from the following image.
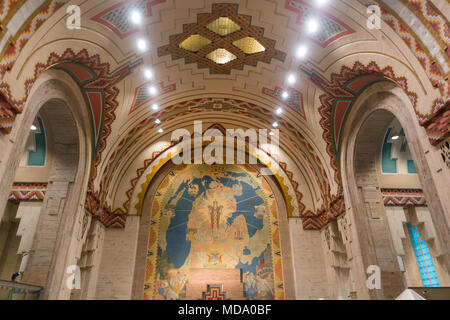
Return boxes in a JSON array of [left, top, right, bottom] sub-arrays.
[[8, 183, 47, 202], [381, 188, 427, 207]]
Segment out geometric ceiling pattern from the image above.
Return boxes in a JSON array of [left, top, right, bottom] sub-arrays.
[[262, 86, 306, 121], [285, 0, 355, 47], [129, 81, 176, 114], [158, 3, 286, 74], [92, 0, 166, 38]]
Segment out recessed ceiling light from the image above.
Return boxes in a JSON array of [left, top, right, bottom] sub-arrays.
[[130, 10, 143, 25], [276, 107, 283, 115], [287, 74, 297, 85], [30, 125, 37, 131], [296, 45, 308, 59], [155, 119, 161, 124], [281, 91, 289, 100], [152, 103, 159, 111], [143, 68, 153, 80], [272, 122, 279, 128], [148, 86, 158, 96], [307, 18, 319, 34], [158, 128, 164, 133], [136, 38, 148, 52]]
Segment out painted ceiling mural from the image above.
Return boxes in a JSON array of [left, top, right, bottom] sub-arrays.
[[144, 164, 284, 300], [0, 0, 448, 231]]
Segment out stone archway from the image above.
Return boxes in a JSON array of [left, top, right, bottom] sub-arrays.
[[339, 81, 450, 299]]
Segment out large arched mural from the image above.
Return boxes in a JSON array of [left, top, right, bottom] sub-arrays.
[[143, 164, 285, 300]]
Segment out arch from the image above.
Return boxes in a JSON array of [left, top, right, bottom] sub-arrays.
[[0, 69, 93, 299], [339, 81, 450, 299]]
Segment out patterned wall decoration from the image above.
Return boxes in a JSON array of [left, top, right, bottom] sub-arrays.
[[360, 0, 449, 100], [381, 127, 417, 174], [157, 3, 286, 74], [129, 81, 176, 114], [143, 164, 285, 300], [381, 189, 427, 207], [92, 0, 166, 39], [27, 116, 46, 166], [285, 0, 355, 47], [8, 183, 47, 202], [115, 130, 309, 226], [100, 100, 331, 228], [262, 86, 306, 121], [0, 0, 69, 79]]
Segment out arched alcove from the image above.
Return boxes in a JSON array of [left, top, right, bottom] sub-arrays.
[[0, 70, 93, 299], [339, 82, 450, 299]]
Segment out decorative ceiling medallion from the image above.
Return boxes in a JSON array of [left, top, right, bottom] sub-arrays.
[[179, 34, 212, 52], [233, 37, 266, 54], [92, 0, 166, 39], [206, 48, 237, 65], [206, 17, 241, 36], [158, 3, 286, 74], [285, 0, 355, 47]]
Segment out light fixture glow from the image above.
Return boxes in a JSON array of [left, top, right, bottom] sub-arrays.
[[148, 86, 158, 96], [296, 45, 308, 59], [152, 103, 159, 111], [130, 10, 143, 25], [281, 91, 289, 100], [136, 38, 148, 52], [287, 74, 297, 85], [272, 122, 279, 128], [269, 131, 275, 136], [155, 119, 161, 124], [143, 68, 153, 80], [316, 0, 328, 6], [30, 125, 37, 131], [391, 135, 400, 141], [307, 18, 319, 34], [276, 107, 283, 115], [158, 128, 164, 133]]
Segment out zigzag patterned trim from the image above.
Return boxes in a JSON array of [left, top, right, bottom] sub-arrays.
[[8, 183, 47, 202], [381, 188, 427, 207]]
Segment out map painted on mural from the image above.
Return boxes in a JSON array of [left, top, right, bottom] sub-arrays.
[[144, 164, 284, 300]]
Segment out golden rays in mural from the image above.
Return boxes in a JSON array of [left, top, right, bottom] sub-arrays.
[[206, 17, 241, 36], [233, 37, 266, 54], [206, 48, 237, 65], [179, 34, 212, 52]]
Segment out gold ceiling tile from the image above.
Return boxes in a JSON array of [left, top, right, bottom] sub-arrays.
[[233, 37, 266, 54], [179, 34, 212, 52], [206, 48, 237, 65], [206, 17, 241, 36]]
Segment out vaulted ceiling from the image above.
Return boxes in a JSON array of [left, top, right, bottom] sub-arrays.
[[0, 0, 448, 228]]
